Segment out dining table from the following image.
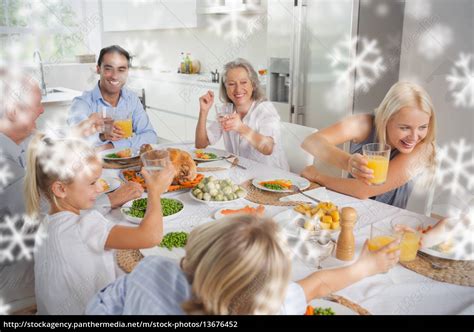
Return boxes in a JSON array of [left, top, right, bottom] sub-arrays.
[[103, 142, 474, 315]]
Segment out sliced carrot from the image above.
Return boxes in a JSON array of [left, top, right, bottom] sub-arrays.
[[305, 306, 314, 316], [221, 205, 265, 216]]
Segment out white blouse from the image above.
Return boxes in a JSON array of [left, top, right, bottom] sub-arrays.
[[34, 210, 116, 315], [206, 101, 290, 171]]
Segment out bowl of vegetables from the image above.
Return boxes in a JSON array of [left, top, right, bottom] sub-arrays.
[[190, 176, 247, 204], [121, 196, 184, 224]]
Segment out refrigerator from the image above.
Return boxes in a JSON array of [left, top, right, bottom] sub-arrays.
[[266, 0, 404, 129], [266, 0, 359, 127]]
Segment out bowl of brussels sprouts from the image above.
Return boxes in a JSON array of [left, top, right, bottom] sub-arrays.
[[190, 176, 247, 204]]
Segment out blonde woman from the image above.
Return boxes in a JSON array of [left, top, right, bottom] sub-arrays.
[[301, 82, 436, 209], [195, 58, 289, 170], [86, 215, 399, 315], [24, 134, 174, 314]]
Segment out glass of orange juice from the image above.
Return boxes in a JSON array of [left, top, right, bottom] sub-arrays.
[[368, 224, 400, 253], [362, 143, 391, 185], [114, 118, 133, 138], [391, 215, 422, 262]]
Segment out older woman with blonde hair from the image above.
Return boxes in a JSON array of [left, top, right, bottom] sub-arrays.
[[301, 82, 437, 209], [195, 58, 289, 170], [86, 215, 399, 315]]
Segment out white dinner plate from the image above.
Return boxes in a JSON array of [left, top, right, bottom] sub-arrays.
[[419, 235, 473, 261], [214, 203, 265, 219], [307, 299, 357, 315], [252, 176, 310, 193], [121, 196, 184, 224], [189, 189, 247, 205], [100, 147, 140, 161], [191, 148, 228, 162], [139, 245, 186, 262], [99, 177, 121, 194]]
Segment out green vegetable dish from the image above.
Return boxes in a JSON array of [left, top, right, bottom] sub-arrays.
[[262, 183, 285, 191], [125, 198, 183, 218], [105, 153, 120, 158], [159, 232, 188, 250], [313, 307, 335, 315]]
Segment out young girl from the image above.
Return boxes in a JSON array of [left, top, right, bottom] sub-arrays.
[[195, 58, 289, 170], [86, 215, 399, 315], [301, 82, 436, 209], [24, 134, 174, 315]]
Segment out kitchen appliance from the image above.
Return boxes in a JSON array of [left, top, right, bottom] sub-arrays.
[[266, 0, 358, 127]]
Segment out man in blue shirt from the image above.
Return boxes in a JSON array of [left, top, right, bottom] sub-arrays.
[[68, 45, 157, 151]]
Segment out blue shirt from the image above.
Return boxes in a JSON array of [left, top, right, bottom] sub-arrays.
[[68, 82, 157, 150], [85, 256, 307, 315]]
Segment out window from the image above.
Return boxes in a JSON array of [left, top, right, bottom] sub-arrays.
[[0, 0, 101, 64]]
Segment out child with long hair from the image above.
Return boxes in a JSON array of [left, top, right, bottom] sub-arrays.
[[86, 215, 399, 315], [24, 134, 174, 314]]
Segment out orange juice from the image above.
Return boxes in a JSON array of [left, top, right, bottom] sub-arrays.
[[367, 155, 389, 185], [368, 236, 398, 252], [114, 119, 133, 138], [399, 231, 421, 262]]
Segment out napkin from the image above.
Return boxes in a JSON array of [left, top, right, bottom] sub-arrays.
[[279, 187, 329, 203]]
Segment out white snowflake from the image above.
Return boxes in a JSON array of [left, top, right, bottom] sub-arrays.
[[417, 24, 453, 60], [207, 12, 259, 42], [0, 154, 14, 192], [375, 3, 390, 17], [435, 139, 474, 196], [0, 298, 10, 315], [327, 36, 386, 93], [0, 214, 43, 263], [406, 0, 432, 20], [446, 53, 474, 108]]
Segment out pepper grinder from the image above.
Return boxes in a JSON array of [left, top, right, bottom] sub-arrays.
[[336, 207, 357, 261]]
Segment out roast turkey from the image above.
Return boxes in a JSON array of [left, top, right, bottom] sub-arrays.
[[139, 144, 197, 185]]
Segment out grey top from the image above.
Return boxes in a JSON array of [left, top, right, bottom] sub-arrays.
[[349, 123, 414, 209]]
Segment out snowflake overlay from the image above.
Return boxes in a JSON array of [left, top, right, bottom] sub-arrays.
[[207, 12, 256, 42], [0, 214, 45, 264], [328, 36, 386, 94], [417, 24, 453, 61], [446, 53, 474, 108], [0, 151, 14, 193], [0, 299, 10, 315], [435, 138, 474, 196]]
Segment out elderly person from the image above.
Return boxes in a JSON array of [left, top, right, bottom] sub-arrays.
[[68, 45, 157, 151], [195, 58, 289, 170]]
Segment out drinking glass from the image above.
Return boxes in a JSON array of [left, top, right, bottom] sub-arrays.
[[391, 215, 422, 262], [368, 223, 400, 253], [140, 150, 170, 173], [362, 143, 391, 185], [215, 104, 233, 125]]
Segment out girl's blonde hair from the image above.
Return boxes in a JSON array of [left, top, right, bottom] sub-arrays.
[[181, 215, 291, 315], [24, 133, 100, 216], [374, 81, 437, 169], [219, 58, 266, 104]]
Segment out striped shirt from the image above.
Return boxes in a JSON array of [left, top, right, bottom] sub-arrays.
[[86, 256, 307, 315]]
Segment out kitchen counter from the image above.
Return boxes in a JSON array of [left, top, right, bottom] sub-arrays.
[[129, 69, 220, 88], [41, 87, 82, 104]]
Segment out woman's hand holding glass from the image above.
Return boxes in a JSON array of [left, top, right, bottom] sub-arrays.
[[348, 153, 374, 185], [222, 113, 243, 133]]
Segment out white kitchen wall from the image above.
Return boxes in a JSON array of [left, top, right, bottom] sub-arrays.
[[399, 0, 473, 218], [100, 14, 268, 76]]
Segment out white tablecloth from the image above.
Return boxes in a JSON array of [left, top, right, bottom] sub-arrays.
[[104, 143, 474, 315]]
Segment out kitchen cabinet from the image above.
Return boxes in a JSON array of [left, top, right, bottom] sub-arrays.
[[102, 0, 197, 32], [128, 75, 221, 145]]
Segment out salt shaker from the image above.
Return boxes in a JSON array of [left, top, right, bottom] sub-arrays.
[[336, 207, 357, 261]]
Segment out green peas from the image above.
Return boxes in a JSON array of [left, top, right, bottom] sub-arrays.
[[159, 232, 188, 250], [263, 183, 286, 190], [125, 198, 183, 218]]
